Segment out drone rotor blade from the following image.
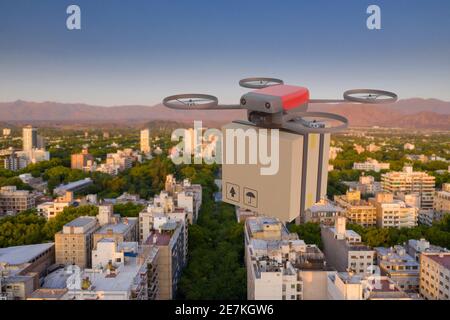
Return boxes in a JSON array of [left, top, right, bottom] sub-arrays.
[[163, 94, 242, 110], [239, 77, 284, 89], [281, 112, 348, 134], [343, 89, 398, 104]]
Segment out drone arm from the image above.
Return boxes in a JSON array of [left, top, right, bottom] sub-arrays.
[[163, 94, 244, 110], [308, 99, 347, 104], [213, 104, 244, 110], [164, 103, 242, 110]]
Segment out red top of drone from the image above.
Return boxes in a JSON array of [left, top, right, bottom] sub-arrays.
[[253, 85, 310, 110]]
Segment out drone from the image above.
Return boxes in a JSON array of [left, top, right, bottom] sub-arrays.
[[162, 77, 398, 134]]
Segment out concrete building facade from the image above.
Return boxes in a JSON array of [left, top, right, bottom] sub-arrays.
[[0, 186, 35, 216], [381, 165, 435, 209], [245, 216, 333, 300], [420, 253, 450, 300], [370, 193, 418, 229], [334, 190, 377, 227], [321, 217, 375, 275], [54, 216, 99, 268]]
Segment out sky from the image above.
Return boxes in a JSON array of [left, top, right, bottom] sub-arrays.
[[0, 0, 449, 106]]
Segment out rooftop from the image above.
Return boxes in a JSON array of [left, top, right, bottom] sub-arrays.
[[96, 218, 137, 234], [335, 272, 364, 284], [425, 253, 450, 269], [65, 216, 97, 228], [246, 216, 290, 239], [367, 278, 399, 292], [55, 178, 93, 191], [345, 229, 361, 239], [145, 231, 172, 246], [80, 258, 143, 292], [308, 201, 344, 213], [0, 243, 54, 265]]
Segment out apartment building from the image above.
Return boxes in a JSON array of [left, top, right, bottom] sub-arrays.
[[93, 205, 138, 248], [15, 149, 50, 166], [140, 193, 188, 260], [327, 272, 412, 300], [140, 128, 151, 154], [145, 220, 186, 300], [375, 246, 420, 292], [4, 152, 28, 171], [353, 158, 390, 173], [420, 252, 450, 300], [54, 216, 99, 268], [0, 186, 35, 216], [334, 190, 377, 227], [303, 198, 345, 225], [164, 175, 202, 223], [406, 238, 448, 263], [65, 240, 159, 300], [381, 165, 435, 209], [71, 148, 95, 171], [433, 183, 450, 222], [370, 193, 418, 229], [0, 243, 55, 300], [361, 175, 381, 193], [321, 217, 376, 275], [37, 191, 74, 220], [345, 174, 382, 195], [245, 216, 333, 300]]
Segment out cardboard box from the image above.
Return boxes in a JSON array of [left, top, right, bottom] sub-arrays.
[[222, 121, 329, 223]]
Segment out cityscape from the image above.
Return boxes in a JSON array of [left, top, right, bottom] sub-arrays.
[[0, 124, 449, 301], [1, 0, 450, 313]]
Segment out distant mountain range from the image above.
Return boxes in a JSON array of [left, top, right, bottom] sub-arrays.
[[0, 98, 449, 129]]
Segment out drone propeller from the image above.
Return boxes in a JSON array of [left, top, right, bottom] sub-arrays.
[[281, 112, 349, 134], [309, 89, 398, 104], [239, 77, 284, 89], [163, 94, 242, 110], [343, 89, 398, 104]]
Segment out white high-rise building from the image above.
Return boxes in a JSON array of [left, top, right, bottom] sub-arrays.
[[22, 125, 37, 152], [140, 129, 151, 154]]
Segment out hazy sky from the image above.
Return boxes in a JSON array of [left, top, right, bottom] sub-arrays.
[[1, 0, 449, 105]]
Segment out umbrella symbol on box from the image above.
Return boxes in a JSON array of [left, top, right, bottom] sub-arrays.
[[246, 191, 256, 204], [243, 187, 258, 207]]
